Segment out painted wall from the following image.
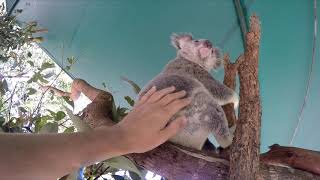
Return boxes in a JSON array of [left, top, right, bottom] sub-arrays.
[[11, 0, 320, 152]]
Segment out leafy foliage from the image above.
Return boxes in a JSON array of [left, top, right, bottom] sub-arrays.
[[0, 10, 47, 62]]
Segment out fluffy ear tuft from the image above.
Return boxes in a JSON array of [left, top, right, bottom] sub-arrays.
[[171, 33, 180, 49], [170, 33, 193, 49]]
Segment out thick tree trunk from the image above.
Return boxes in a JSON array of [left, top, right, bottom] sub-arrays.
[[229, 14, 262, 180], [126, 143, 320, 180]]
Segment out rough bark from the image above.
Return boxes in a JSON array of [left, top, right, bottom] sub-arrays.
[[222, 54, 244, 127], [126, 143, 320, 180], [261, 144, 320, 176], [229, 14, 262, 180]]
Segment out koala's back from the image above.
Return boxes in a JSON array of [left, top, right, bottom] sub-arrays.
[[140, 71, 231, 150]]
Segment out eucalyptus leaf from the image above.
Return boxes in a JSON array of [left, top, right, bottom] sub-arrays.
[[27, 88, 37, 95], [0, 80, 8, 95], [55, 111, 66, 121], [64, 126, 75, 133], [39, 122, 58, 133], [120, 76, 141, 94], [124, 96, 135, 107], [104, 156, 142, 179], [27, 61, 34, 67], [39, 62, 55, 71], [111, 101, 119, 123], [62, 96, 74, 108]]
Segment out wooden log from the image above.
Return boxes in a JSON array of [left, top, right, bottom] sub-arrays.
[[261, 144, 320, 176], [126, 143, 320, 180]]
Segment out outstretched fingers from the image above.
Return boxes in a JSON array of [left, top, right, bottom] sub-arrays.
[[146, 86, 176, 103], [136, 86, 157, 106], [158, 90, 187, 106], [164, 98, 191, 117]]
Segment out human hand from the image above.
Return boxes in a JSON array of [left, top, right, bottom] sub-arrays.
[[116, 86, 191, 153]]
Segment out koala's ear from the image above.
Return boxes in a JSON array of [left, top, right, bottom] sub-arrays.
[[170, 33, 193, 49], [171, 33, 181, 49]]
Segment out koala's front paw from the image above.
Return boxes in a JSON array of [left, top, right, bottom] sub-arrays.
[[232, 93, 239, 110]]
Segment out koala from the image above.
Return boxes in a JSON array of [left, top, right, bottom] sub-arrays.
[[139, 33, 239, 150]]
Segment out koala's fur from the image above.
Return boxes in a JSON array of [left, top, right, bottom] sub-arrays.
[[139, 33, 239, 150]]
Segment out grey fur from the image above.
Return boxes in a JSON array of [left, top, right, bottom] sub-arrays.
[[139, 34, 239, 150]]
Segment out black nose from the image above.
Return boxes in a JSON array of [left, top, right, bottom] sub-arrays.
[[203, 40, 212, 48]]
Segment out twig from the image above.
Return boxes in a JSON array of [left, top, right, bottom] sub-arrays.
[[93, 166, 110, 180], [7, 83, 18, 121]]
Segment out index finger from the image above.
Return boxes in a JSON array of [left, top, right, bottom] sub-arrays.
[[165, 98, 191, 117], [136, 86, 157, 106]]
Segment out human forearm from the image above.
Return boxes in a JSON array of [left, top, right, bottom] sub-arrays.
[[0, 127, 126, 180]]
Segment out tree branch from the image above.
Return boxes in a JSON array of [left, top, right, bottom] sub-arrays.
[[229, 14, 262, 180]]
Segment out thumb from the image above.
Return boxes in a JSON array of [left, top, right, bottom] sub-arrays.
[[159, 116, 187, 142]]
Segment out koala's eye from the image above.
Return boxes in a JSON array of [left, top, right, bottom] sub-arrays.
[[194, 40, 199, 43]]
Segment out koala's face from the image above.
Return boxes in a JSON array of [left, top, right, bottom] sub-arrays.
[[171, 33, 222, 71]]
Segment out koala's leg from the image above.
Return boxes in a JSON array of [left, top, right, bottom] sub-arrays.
[[187, 90, 233, 149]]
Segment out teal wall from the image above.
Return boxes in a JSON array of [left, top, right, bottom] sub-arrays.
[[13, 0, 320, 152]]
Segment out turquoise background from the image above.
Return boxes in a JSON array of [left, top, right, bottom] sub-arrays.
[[9, 0, 320, 152]]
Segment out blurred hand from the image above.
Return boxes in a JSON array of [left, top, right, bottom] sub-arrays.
[[117, 86, 191, 153], [39, 85, 50, 92]]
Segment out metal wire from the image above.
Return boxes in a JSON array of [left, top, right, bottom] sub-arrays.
[[290, 0, 318, 145]]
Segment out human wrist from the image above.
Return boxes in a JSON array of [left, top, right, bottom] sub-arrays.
[[84, 125, 132, 161]]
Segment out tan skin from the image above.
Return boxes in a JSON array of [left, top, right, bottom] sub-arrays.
[[0, 79, 190, 180]]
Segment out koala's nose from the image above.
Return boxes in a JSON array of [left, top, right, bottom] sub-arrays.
[[203, 40, 212, 48]]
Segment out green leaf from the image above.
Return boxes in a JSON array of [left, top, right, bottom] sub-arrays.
[[38, 75, 49, 83], [111, 101, 119, 123], [55, 111, 66, 121], [27, 88, 37, 95], [34, 115, 52, 133], [64, 107, 92, 132], [0, 80, 8, 95], [67, 56, 76, 65], [62, 96, 74, 108], [124, 96, 135, 107], [47, 109, 56, 117], [104, 156, 142, 179], [27, 52, 32, 57], [43, 72, 55, 79], [65, 65, 71, 71], [27, 72, 41, 83], [64, 126, 75, 133], [27, 61, 34, 67], [120, 76, 141, 94], [39, 62, 55, 71], [39, 122, 58, 133]]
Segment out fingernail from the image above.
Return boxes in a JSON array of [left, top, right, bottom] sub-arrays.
[[152, 86, 156, 90], [171, 86, 176, 90]]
